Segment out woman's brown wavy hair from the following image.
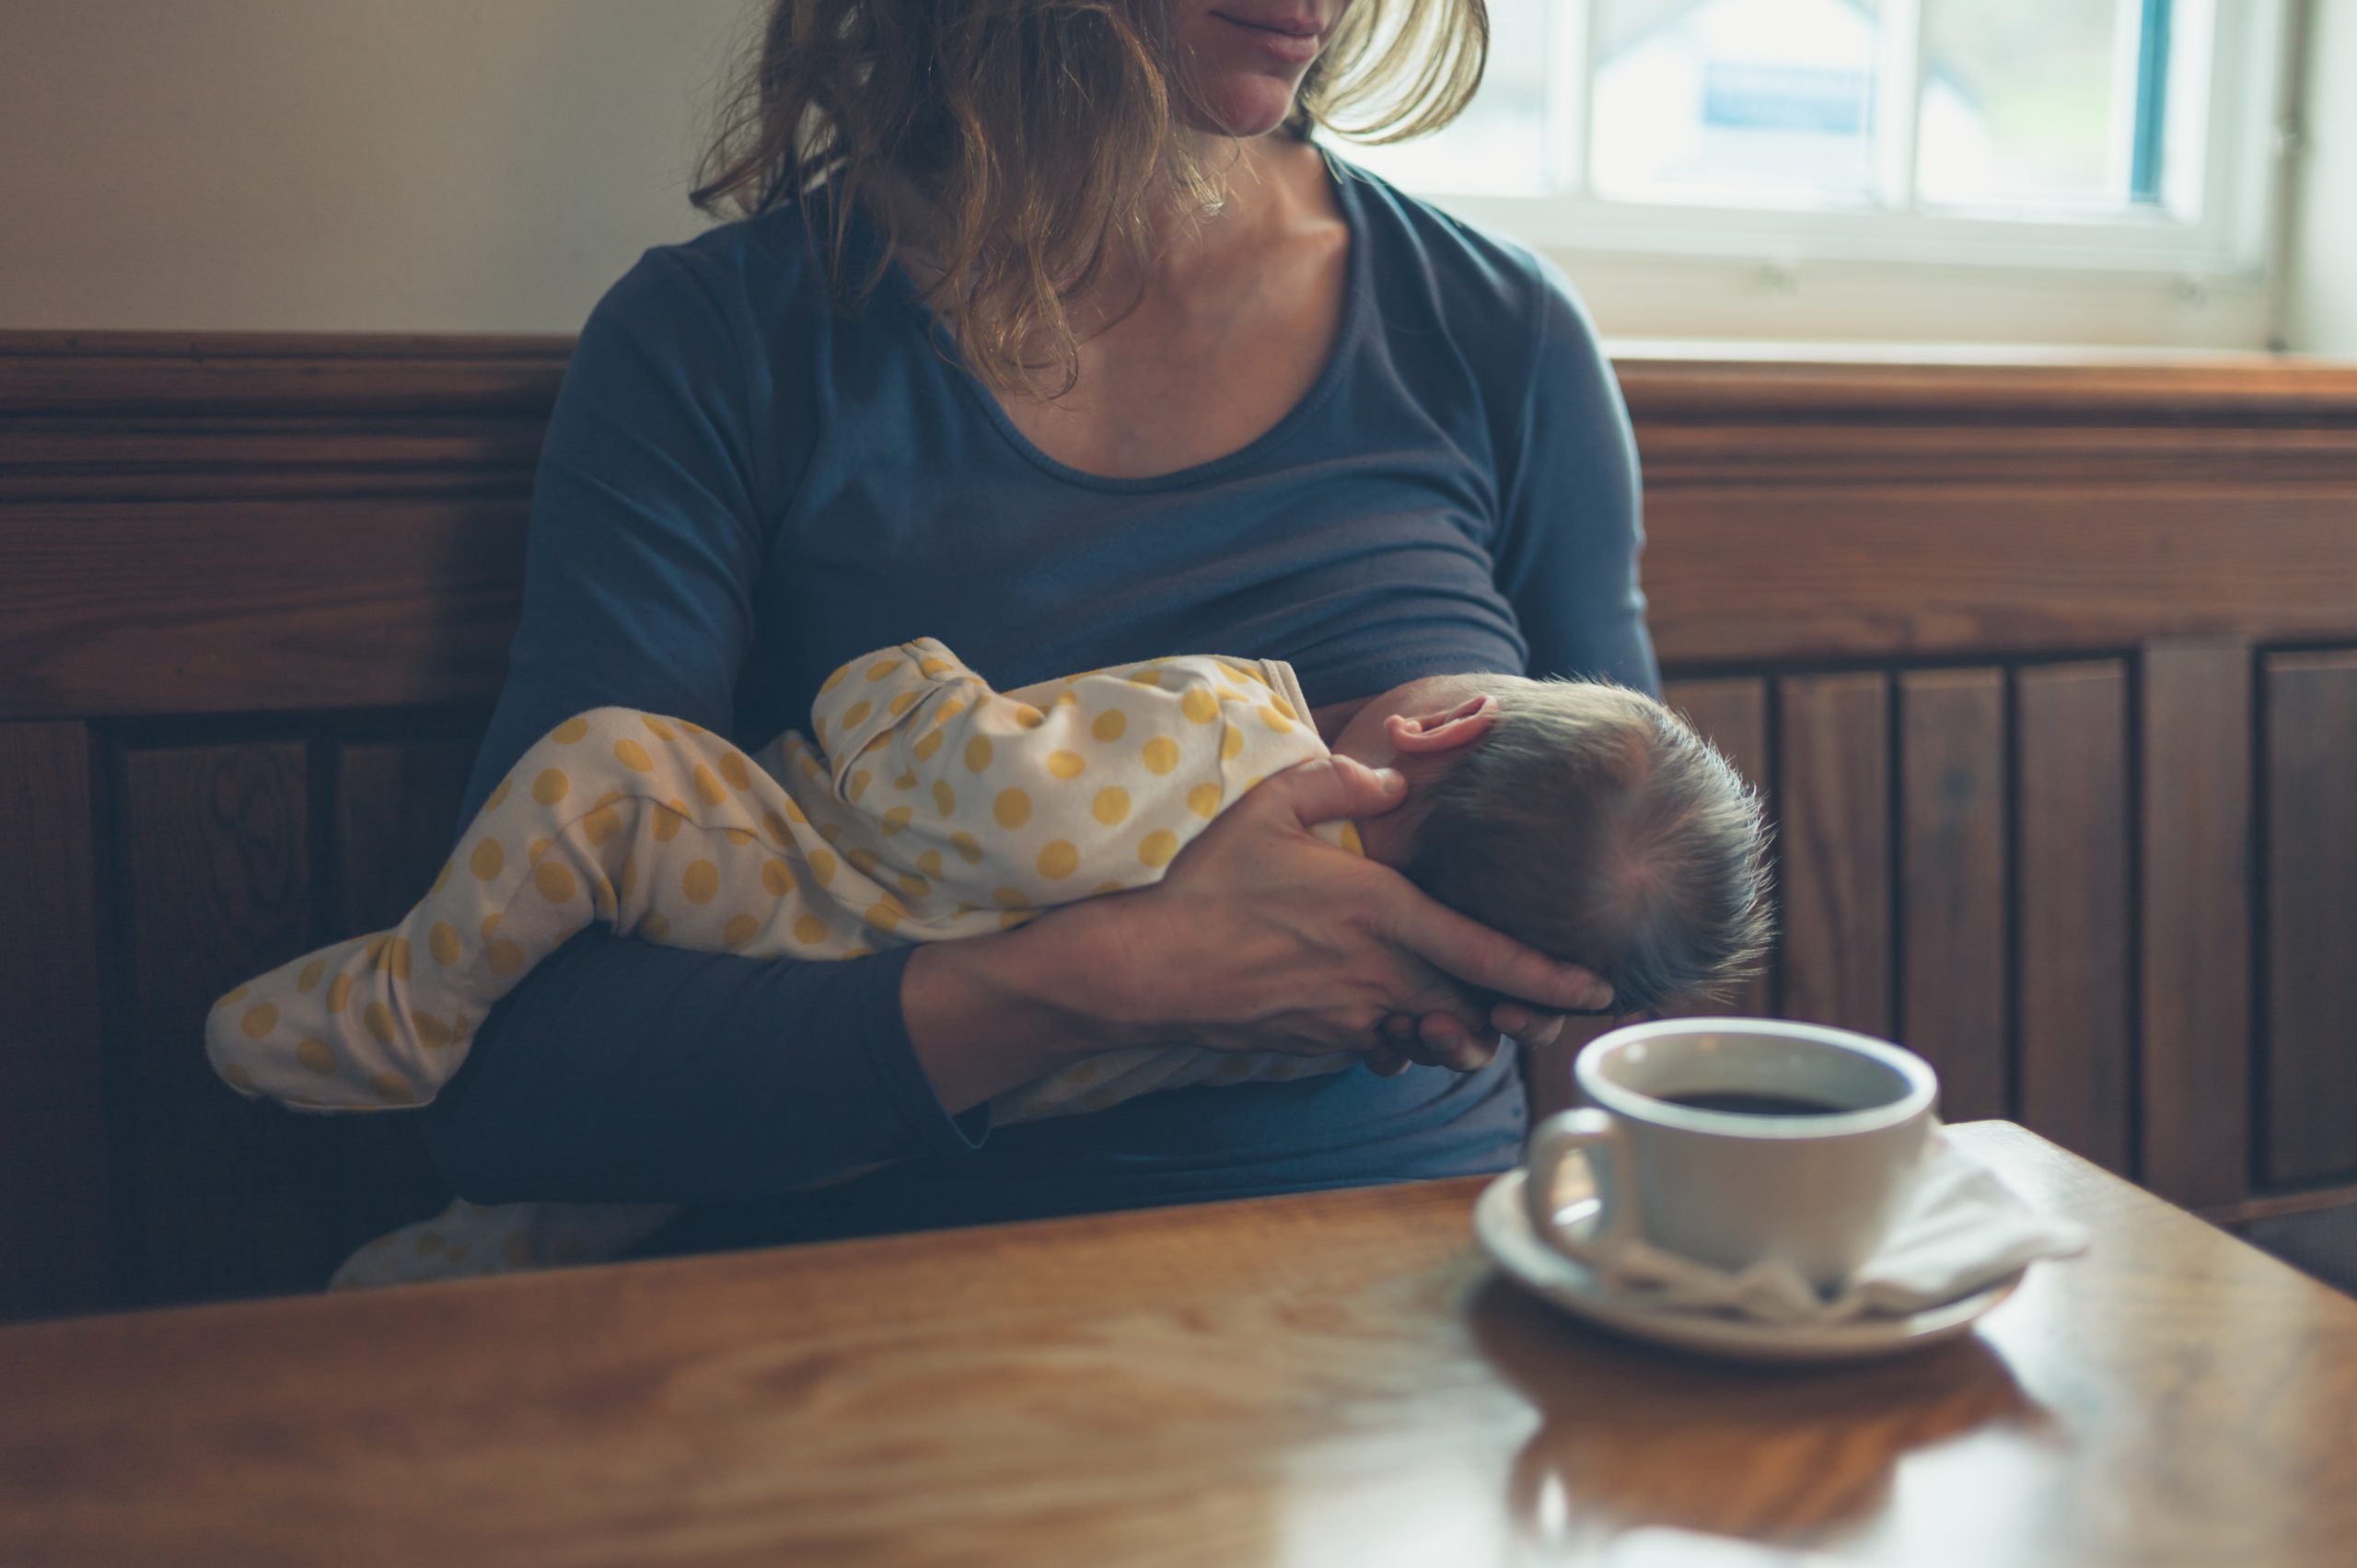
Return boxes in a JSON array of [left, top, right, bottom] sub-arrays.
[[691, 0, 1490, 396]]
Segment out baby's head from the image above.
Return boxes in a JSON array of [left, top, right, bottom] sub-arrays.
[[1331, 673, 1771, 1016]]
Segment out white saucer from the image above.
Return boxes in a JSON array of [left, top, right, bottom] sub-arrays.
[[1473, 1169, 2025, 1365]]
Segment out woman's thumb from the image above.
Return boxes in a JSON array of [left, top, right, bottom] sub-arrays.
[[1253, 755, 1409, 829]]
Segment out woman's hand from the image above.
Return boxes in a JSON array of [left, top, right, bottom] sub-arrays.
[[900, 754, 1612, 1114], [1062, 755, 1613, 1060]]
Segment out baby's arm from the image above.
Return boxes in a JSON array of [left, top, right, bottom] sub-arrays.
[[799, 638, 1330, 931]]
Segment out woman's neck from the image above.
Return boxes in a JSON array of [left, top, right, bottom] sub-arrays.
[[1105, 130, 1327, 306]]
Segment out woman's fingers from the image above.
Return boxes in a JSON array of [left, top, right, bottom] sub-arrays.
[[1492, 1003, 1570, 1051], [1415, 1011, 1498, 1072], [1105, 754, 1598, 1070], [1376, 879, 1614, 1015]]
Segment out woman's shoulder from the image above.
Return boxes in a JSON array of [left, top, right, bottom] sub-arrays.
[[1325, 151, 1616, 461], [586, 200, 844, 345], [1327, 151, 1598, 354]]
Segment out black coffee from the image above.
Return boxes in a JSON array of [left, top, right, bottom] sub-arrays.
[[1656, 1089, 1851, 1117]]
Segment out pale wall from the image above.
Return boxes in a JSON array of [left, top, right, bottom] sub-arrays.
[[0, 1, 2330, 348], [0, 2, 744, 333], [2283, 0, 2357, 353]]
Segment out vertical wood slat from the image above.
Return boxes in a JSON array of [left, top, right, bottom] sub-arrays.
[[2263, 651, 2357, 1184], [2142, 639, 2255, 1207], [0, 723, 112, 1318], [116, 739, 345, 1304], [2014, 663, 2134, 1175], [1662, 678, 1774, 1017], [330, 740, 474, 1238], [1898, 668, 2009, 1122], [1777, 674, 1892, 1037], [337, 740, 477, 934]]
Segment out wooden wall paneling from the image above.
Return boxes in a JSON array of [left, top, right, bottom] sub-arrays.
[[1628, 357, 2357, 668], [0, 497, 529, 722], [1898, 668, 2010, 1122], [2262, 650, 2357, 1185], [114, 739, 346, 1304], [337, 738, 480, 933], [11, 336, 2357, 1313], [0, 331, 572, 415], [0, 723, 112, 1319], [1661, 677, 1775, 1017], [1639, 484, 2357, 667], [330, 738, 477, 1238], [2141, 639, 2255, 1207], [2014, 663, 2135, 1175], [1775, 673, 1892, 1037]]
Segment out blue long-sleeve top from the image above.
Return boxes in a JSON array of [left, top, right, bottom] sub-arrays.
[[420, 150, 1656, 1243]]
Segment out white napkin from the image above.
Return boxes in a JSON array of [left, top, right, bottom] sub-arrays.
[[1574, 1131, 2090, 1325]]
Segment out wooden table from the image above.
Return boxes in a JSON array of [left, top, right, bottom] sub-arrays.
[[6, 1122, 2355, 1566]]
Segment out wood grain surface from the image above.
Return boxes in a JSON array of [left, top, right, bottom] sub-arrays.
[[8, 337, 2357, 719], [335, 737, 477, 933], [2014, 662, 2134, 1175], [1776, 674, 1892, 1038], [1, 1123, 2352, 1568], [1660, 677, 1775, 1019], [2140, 640, 2255, 1207], [2262, 651, 2357, 1185], [113, 740, 340, 1303], [1898, 668, 2008, 1122], [0, 722, 111, 1318]]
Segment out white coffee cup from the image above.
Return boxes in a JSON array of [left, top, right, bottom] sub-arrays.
[[1525, 1018, 1939, 1291]]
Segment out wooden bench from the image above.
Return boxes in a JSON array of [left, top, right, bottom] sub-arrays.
[[6, 332, 2356, 1319]]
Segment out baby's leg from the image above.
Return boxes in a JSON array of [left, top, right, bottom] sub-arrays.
[[204, 707, 859, 1111]]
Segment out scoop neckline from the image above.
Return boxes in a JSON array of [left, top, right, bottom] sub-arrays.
[[866, 145, 1373, 495]]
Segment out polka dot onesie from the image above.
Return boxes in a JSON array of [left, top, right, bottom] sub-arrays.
[[204, 639, 1356, 1284]]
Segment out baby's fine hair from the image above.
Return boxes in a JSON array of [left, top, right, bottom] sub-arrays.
[[1403, 679, 1771, 1016]]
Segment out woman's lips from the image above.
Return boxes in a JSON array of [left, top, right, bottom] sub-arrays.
[[1213, 11, 1326, 64]]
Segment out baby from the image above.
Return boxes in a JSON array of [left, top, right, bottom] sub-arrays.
[[207, 639, 1768, 1283]]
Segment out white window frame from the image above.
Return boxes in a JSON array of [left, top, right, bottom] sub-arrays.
[[1356, 0, 2304, 349]]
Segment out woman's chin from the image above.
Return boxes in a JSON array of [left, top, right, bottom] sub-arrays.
[[1183, 76, 1308, 140]]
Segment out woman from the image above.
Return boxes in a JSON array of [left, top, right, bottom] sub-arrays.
[[419, 0, 1654, 1249]]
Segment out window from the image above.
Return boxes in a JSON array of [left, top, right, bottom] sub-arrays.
[[1346, 0, 2299, 346]]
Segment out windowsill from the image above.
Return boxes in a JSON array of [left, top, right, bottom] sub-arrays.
[[1599, 342, 2357, 424], [1604, 339, 2340, 368]]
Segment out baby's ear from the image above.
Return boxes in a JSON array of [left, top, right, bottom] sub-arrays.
[[1384, 694, 1497, 756]]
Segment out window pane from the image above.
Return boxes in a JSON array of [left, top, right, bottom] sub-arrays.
[[1592, 0, 1885, 208], [1342, 0, 1551, 195], [1919, 0, 2148, 212]]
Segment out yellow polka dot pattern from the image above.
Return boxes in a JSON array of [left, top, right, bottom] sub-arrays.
[[204, 650, 1329, 1132]]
